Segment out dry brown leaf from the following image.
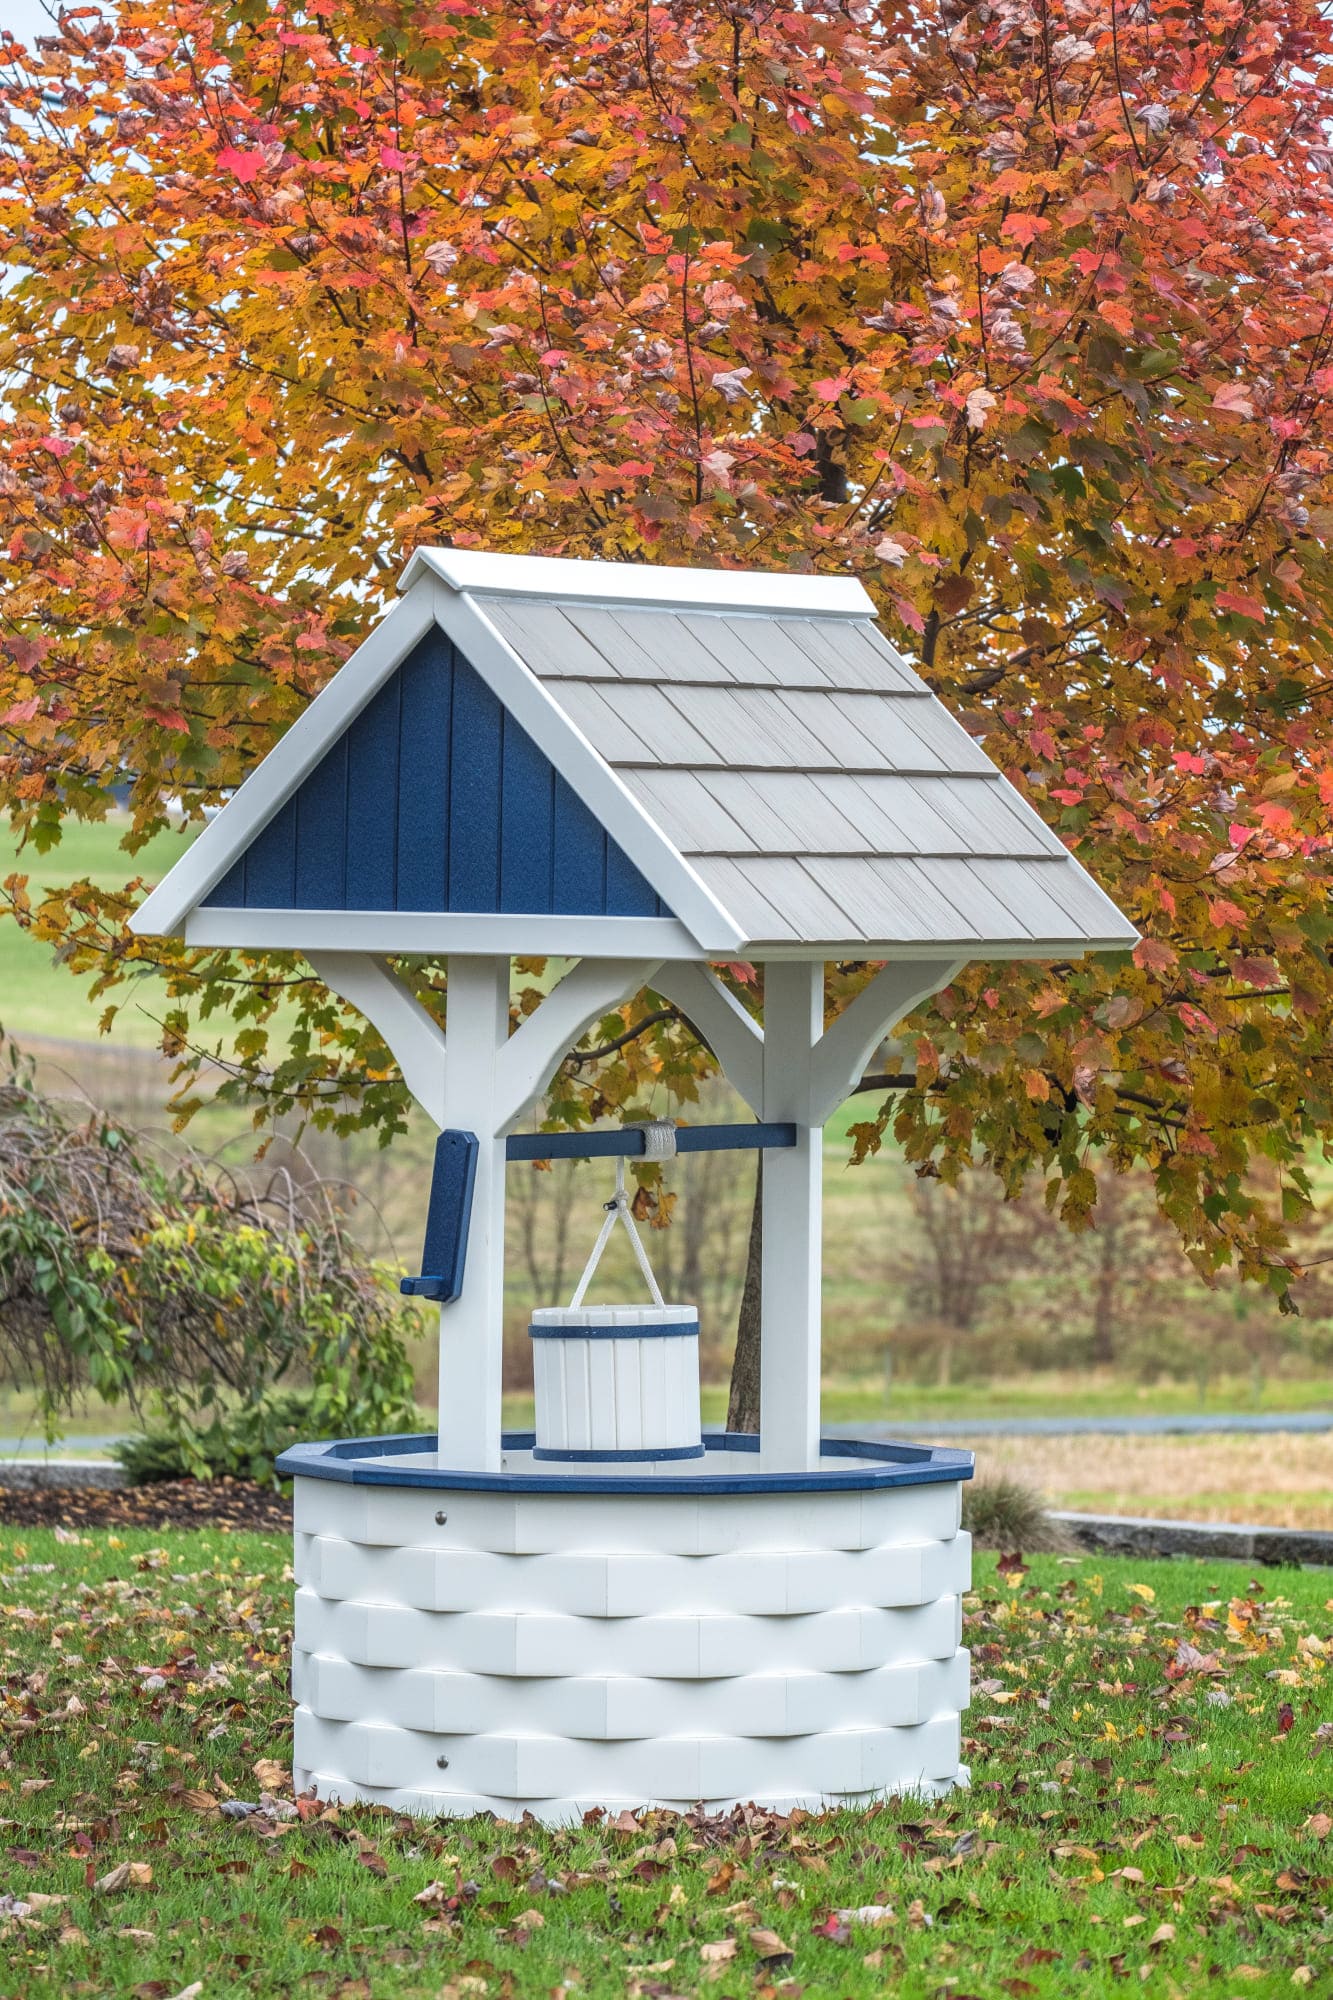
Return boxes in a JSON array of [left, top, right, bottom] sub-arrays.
[[1303, 1813, 1331, 1841], [93, 1861, 151, 1894], [749, 1927, 792, 1961], [252, 1758, 289, 1791], [700, 1940, 737, 1964], [1149, 1922, 1176, 1947], [181, 1788, 219, 1813], [706, 1860, 736, 1895]]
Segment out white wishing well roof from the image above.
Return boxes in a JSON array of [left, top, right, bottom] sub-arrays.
[[457, 562, 1136, 958], [134, 549, 1137, 962]]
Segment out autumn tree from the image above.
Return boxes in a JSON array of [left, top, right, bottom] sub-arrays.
[[4, 0, 1333, 1389]]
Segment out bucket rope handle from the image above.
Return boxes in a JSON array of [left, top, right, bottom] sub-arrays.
[[569, 1155, 665, 1310]]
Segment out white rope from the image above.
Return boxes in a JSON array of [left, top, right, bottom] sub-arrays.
[[634, 1119, 678, 1160], [568, 1155, 666, 1310]]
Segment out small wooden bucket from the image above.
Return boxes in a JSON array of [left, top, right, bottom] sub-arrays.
[[529, 1305, 703, 1461]]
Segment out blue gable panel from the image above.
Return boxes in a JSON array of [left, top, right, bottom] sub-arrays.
[[396, 631, 451, 911], [244, 791, 297, 906], [343, 672, 399, 908], [552, 775, 605, 914], [448, 651, 503, 911], [294, 732, 347, 908], [499, 715, 554, 912], [202, 634, 673, 920]]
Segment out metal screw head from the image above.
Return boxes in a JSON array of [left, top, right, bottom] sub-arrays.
[[436, 1755, 449, 1769], [435, 1511, 448, 1525]]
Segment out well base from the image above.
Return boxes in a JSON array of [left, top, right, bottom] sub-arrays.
[[283, 1431, 973, 1823]]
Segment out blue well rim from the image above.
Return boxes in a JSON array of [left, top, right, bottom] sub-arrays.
[[275, 1429, 974, 1495]]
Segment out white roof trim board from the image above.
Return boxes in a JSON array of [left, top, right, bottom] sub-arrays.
[[398, 548, 873, 617], [132, 550, 1138, 962]]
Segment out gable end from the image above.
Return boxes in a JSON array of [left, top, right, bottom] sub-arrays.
[[203, 631, 671, 921]]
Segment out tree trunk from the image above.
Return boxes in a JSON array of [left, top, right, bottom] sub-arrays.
[[726, 1158, 763, 1432]]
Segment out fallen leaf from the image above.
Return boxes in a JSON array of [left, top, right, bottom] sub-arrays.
[[94, 1861, 152, 1894], [1303, 1813, 1331, 1840], [252, 1758, 289, 1791], [836, 1904, 895, 1927], [700, 1939, 737, 1967], [706, 1860, 736, 1895], [1149, 1922, 1176, 1947], [749, 1928, 792, 1962]]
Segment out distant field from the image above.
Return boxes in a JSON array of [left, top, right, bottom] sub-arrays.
[[1, 813, 194, 1047]]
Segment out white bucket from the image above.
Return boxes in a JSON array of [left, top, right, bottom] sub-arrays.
[[529, 1305, 702, 1461]]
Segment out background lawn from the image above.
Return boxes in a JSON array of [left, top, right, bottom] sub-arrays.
[[0, 1526, 1328, 1998]]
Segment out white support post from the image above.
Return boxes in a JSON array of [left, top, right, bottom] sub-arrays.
[[759, 960, 824, 1472], [436, 956, 511, 1472]]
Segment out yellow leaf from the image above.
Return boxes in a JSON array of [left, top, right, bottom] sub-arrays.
[[1125, 1582, 1155, 1603]]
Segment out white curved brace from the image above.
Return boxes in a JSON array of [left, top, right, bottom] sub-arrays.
[[306, 951, 448, 1128], [809, 958, 966, 1127], [649, 962, 764, 1117], [496, 958, 662, 1134]]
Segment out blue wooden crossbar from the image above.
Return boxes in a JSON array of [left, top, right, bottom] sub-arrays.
[[505, 1122, 797, 1162], [403, 1122, 795, 1303]]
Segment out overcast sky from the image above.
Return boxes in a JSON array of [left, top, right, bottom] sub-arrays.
[[1, 0, 89, 48]]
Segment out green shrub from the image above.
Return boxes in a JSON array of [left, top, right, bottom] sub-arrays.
[[114, 1386, 392, 1486], [0, 1036, 419, 1464]]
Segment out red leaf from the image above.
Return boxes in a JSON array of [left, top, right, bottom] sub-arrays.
[[1133, 938, 1178, 977], [1216, 589, 1265, 621], [1277, 1702, 1295, 1735], [217, 146, 263, 184]]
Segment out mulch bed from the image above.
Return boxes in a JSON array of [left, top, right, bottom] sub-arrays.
[[0, 1475, 291, 1532]]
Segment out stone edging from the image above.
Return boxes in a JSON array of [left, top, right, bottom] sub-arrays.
[[1053, 1510, 1333, 1567], [0, 1460, 126, 1491]]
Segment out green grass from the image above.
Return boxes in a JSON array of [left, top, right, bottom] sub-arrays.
[[1, 815, 195, 1048], [0, 1526, 1328, 1997]]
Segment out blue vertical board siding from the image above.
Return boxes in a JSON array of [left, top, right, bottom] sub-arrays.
[[499, 715, 555, 912], [552, 774, 606, 914], [294, 732, 347, 909], [447, 655, 503, 911], [207, 853, 247, 907], [605, 841, 661, 917], [201, 634, 674, 920], [343, 673, 400, 909], [242, 793, 298, 907], [396, 631, 451, 911]]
